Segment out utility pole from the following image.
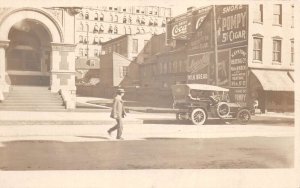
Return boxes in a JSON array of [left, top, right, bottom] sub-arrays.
[[213, 5, 218, 86]]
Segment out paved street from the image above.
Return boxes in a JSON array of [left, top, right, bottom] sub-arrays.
[[0, 116, 294, 170]]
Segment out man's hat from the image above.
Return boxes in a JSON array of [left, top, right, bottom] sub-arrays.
[[116, 88, 125, 93]]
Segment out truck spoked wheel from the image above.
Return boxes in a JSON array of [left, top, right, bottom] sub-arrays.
[[191, 108, 207, 125], [237, 109, 251, 124], [217, 102, 230, 118]]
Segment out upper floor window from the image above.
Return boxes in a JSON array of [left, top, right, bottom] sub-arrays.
[[108, 25, 113, 33], [273, 4, 282, 25], [114, 26, 118, 34], [273, 39, 282, 63], [79, 35, 83, 43], [149, 18, 153, 26], [94, 12, 98, 20], [141, 28, 145, 33], [162, 19, 166, 27], [128, 27, 132, 34], [93, 36, 98, 44], [154, 19, 158, 26], [110, 14, 113, 22], [93, 24, 99, 33], [123, 16, 127, 23], [136, 27, 140, 34], [109, 7, 113, 11], [99, 13, 104, 21], [141, 17, 145, 25], [79, 22, 84, 31], [136, 17, 140, 24], [99, 24, 104, 33], [124, 26, 127, 34], [79, 48, 83, 56], [85, 12, 89, 20], [253, 37, 263, 61], [114, 15, 118, 22], [132, 39, 138, 53], [291, 40, 294, 64], [291, 5, 294, 28], [94, 49, 98, 57], [78, 12, 84, 19], [128, 16, 132, 24], [84, 48, 88, 56], [254, 4, 263, 23]]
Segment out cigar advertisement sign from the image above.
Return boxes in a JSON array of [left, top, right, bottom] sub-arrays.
[[216, 5, 248, 47]]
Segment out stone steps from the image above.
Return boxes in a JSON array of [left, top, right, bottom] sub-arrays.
[[0, 86, 65, 111]]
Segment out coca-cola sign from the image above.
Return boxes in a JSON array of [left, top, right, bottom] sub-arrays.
[[172, 22, 188, 37]]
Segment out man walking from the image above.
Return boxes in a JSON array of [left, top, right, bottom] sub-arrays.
[[108, 88, 126, 140]]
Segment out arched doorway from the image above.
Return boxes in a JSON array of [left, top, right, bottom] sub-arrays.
[[6, 19, 51, 86]]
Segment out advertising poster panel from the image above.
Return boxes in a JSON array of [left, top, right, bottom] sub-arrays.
[[216, 5, 248, 48], [230, 46, 248, 106], [188, 8, 213, 54], [187, 53, 210, 84]]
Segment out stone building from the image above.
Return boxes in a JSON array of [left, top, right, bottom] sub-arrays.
[[0, 7, 80, 109], [74, 6, 171, 59]]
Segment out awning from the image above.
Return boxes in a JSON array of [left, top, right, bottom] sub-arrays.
[[288, 71, 294, 82], [251, 69, 294, 91]]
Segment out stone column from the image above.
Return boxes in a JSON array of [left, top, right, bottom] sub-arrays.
[[0, 40, 9, 93], [50, 43, 76, 109]]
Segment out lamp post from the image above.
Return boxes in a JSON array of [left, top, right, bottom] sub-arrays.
[[213, 5, 218, 86]]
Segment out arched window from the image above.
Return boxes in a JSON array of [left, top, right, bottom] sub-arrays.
[[79, 48, 83, 56], [94, 12, 98, 20], [123, 26, 127, 34], [128, 16, 132, 24], [79, 22, 84, 31], [154, 19, 158, 26], [99, 13, 104, 21], [99, 24, 104, 33], [141, 17, 145, 25], [79, 12, 83, 19], [114, 26, 118, 34], [84, 48, 88, 56], [136, 27, 140, 34], [115, 15, 118, 22], [110, 14, 113, 22], [93, 24, 99, 33], [108, 25, 113, 33], [149, 18, 153, 26], [84, 36, 88, 44], [79, 35, 83, 43], [85, 12, 89, 20], [136, 16, 140, 24], [123, 16, 127, 23]]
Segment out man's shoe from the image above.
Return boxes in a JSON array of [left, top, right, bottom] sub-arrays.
[[116, 137, 124, 140], [107, 130, 112, 137]]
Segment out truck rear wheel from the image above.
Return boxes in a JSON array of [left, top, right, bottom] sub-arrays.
[[191, 108, 207, 125]]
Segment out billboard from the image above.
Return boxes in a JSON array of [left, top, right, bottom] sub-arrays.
[[166, 6, 212, 45], [216, 5, 248, 48]]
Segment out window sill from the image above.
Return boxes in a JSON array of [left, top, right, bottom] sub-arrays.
[[253, 21, 263, 24], [272, 61, 282, 65], [272, 24, 282, 27], [252, 60, 263, 64]]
